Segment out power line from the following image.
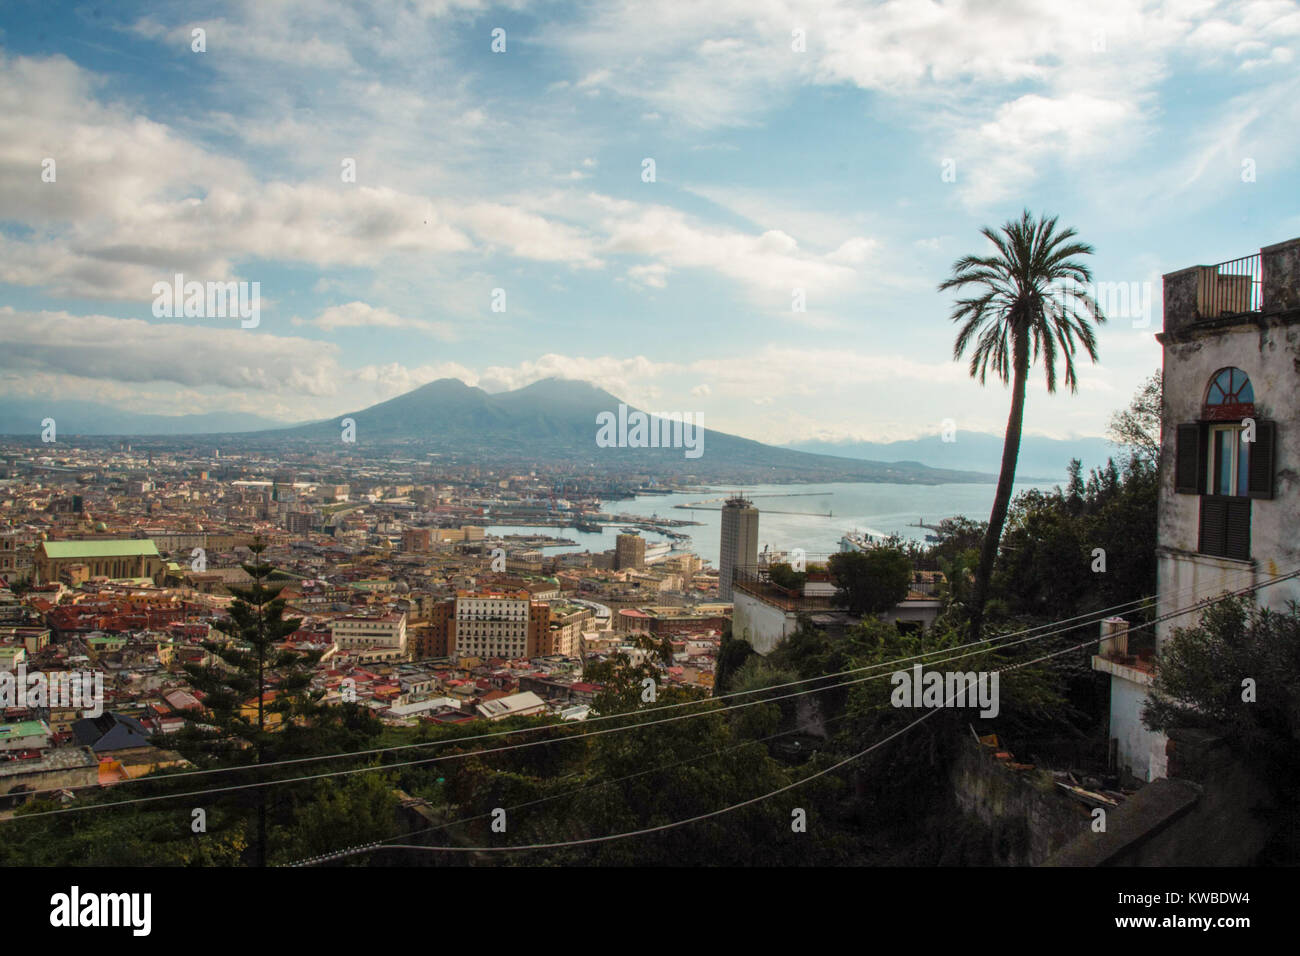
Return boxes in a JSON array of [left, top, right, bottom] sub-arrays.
[[308, 567, 1299, 858], [15, 564, 1284, 816], [289, 685, 878, 866], [17, 573, 1205, 802]]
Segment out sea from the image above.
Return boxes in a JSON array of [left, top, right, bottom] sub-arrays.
[[487, 478, 1060, 567]]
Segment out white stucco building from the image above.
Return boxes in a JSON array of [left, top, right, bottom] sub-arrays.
[[732, 566, 944, 655], [1097, 236, 1300, 783], [331, 611, 408, 657]]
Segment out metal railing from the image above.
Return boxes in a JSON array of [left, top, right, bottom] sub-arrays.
[[1198, 254, 1261, 318], [732, 565, 944, 608]]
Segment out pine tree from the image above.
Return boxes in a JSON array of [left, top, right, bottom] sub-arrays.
[[176, 537, 342, 865]]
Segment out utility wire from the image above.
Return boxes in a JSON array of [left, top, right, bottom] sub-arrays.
[[310, 566, 1298, 857], [23, 565, 1291, 822], [18, 570, 1225, 802]]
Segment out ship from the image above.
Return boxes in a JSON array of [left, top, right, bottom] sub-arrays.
[[644, 541, 672, 563], [838, 529, 889, 552]]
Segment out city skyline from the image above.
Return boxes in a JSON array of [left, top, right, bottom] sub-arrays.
[[3, 1, 1298, 447]]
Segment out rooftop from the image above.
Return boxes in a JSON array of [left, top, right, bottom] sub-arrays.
[[41, 540, 161, 559]]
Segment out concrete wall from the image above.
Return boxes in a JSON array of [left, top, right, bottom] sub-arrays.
[[884, 600, 941, 630], [1098, 662, 1166, 784], [1156, 316, 1300, 644], [950, 737, 1092, 866], [0, 746, 98, 805], [1044, 728, 1276, 866], [731, 590, 795, 655]]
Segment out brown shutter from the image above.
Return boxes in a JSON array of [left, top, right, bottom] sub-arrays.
[[1175, 423, 1203, 494], [1225, 499, 1252, 560], [1247, 419, 1275, 499], [1199, 497, 1226, 555]]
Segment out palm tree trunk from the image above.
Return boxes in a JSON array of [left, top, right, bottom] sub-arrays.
[[968, 334, 1029, 643]]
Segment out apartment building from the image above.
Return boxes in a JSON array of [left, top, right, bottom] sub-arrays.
[[615, 533, 646, 570], [331, 612, 408, 659], [719, 496, 758, 601], [452, 590, 544, 661]]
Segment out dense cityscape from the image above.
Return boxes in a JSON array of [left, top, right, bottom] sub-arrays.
[[5, 0, 1297, 940]]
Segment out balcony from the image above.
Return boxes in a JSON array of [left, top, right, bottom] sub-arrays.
[[731, 565, 943, 611], [1163, 238, 1300, 335], [732, 571, 835, 612], [1195, 254, 1261, 318]]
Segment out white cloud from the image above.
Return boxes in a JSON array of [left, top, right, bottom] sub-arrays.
[[292, 301, 457, 339], [0, 307, 341, 397]]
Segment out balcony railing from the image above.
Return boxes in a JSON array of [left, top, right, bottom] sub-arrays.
[[733, 567, 834, 610], [732, 566, 943, 610], [1198, 254, 1262, 318]]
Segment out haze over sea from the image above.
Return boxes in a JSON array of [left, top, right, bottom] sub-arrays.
[[489, 478, 1060, 567]]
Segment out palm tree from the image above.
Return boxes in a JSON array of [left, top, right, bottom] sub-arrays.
[[938, 210, 1105, 643]]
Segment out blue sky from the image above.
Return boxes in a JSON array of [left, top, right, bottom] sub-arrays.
[[1, 0, 1298, 444]]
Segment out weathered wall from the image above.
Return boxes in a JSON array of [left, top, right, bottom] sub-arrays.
[[1156, 314, 1300, 644], [1156, 238, 1300, 650], [950, 737, 1092, 866], [732, 590, 794, 655], [1043, 728, 1276, 866], [1102, 664, 1166, 784], [0, 746, 98, 806]]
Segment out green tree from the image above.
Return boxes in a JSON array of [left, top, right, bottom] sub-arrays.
[[938, 210, 1105, 643], [713, 628, 756, 695], [583, 631, 685, 715], [1145, 598, 1300, 781], [767, 561, 807, 591], [1107, 369, 1162, 465], [1144, 598, 1300, 862], [175, 536, 378, 865], [1065, 458, 1085, 514], [828, 548, 912, 616]]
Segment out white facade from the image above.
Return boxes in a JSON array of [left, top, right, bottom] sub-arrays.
[[331, 613, 408, 656], [732, 588, 799, 655]]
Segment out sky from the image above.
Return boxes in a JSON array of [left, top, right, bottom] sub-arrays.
[[1, 0, 1298, 446]]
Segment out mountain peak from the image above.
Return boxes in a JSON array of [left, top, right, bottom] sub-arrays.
[[412, 377, 478, 394]]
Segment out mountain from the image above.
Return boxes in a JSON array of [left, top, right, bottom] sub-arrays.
[[0, 377, 1031, 484], [785, 434, 1122, 483], [256, 377, 1000, 484], [0, 398, 288, 436]]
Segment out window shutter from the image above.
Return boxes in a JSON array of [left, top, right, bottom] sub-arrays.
[[1247, 419, 1275, 499], [1199, 497, 1252, 560], [1175, 423, 1203, 494], [1199, 497, 1226, 555], [1225, 499, 1251, 559]]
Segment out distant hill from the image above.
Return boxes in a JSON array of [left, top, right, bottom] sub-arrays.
[[254, 377, 1001, 484], [0, 398, 288, 436], [1, 378, 1049, 484], [785, 433, 1122, 483]]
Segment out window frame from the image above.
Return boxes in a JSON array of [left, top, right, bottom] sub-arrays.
[[1205, 423, 1251, 498]]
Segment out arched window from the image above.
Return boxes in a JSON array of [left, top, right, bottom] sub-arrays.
[[1203, 367, 1254, 420]]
